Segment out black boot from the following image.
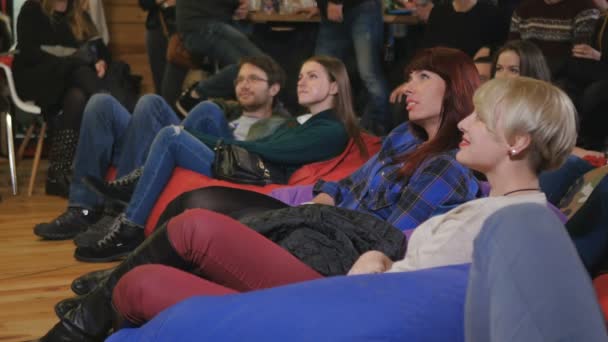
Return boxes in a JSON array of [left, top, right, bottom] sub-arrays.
[[83, 167, 143, 206], [46, 129, 79, 198], [74, 214, 145, 263], [44, 226, 190, 340], [34, 207, 99, 240], [72, 268, 115, 295]]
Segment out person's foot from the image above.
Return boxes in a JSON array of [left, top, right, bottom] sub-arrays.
[[55, 295, 82, 318], [83, 167, 143, 206], [35, 320, 97, 342], [34, 207, 98, 240], [70, 268, 114, 296], [74, 214, 144, 263], [175, 83, 203, 117], [73, 210, 121, 248]]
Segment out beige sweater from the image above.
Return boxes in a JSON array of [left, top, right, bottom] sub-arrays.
[[388, 193, 547, 273]]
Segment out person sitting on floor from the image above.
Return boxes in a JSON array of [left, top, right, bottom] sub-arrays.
[[33, 55, 290, 242]]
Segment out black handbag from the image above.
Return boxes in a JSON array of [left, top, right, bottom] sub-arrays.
[[213, 141, 288, 185]]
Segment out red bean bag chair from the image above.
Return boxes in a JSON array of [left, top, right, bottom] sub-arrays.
[[593, 274, 608, 324], [143, 133, 382, 235]]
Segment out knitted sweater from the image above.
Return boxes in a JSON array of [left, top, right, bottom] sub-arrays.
[[510, 0, 600, 72]]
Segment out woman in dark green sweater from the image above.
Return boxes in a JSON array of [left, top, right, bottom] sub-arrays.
[[74, 56, 366, 262]]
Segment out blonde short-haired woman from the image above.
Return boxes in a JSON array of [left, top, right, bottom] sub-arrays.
[[350, 76, 577, 274]]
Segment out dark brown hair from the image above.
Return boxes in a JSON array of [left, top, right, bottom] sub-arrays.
[[492, 40, 552, 82], [238, 55, 286, 90]]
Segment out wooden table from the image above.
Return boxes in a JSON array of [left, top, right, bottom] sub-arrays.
[[248, 12, 420, 25]]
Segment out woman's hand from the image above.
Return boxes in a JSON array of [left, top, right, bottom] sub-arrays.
[[347, 251, 393, 275], [95, 60, 107, 78], [327, 2, 343, 22], [572, 44, 601, 61], [389, 83, 408, 103], [311, 193, 335, 206]]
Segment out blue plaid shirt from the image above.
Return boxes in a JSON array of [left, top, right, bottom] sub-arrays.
[[313, 123, 481, 231]]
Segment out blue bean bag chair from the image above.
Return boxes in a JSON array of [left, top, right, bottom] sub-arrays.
[[108, 264, 470, 342]]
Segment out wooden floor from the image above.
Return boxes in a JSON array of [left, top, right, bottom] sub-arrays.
[[0, 159, 117, 342]]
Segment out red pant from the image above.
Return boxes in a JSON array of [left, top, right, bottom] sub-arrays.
[[113, 209, 322, 324]]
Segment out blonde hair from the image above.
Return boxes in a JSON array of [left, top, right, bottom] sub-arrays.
[[68, 0, 98, 41], [474, 77, 577, 172], [40, 0, 98, 41]]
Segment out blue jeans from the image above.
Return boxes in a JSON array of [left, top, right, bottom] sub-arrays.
[[466, 204, 607, 341], [69, 95, 224, 210], [184, 101, 234, 139], [182, 21, 264, 99], [69, 94, 178, 209], [125, 126, 216, 225], [315, 0, 389, 129]]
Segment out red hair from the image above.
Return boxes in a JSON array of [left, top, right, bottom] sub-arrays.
[[399, 47, 480, 177]]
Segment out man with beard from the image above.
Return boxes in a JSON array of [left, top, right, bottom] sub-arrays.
[[34, 55, 289, 241]]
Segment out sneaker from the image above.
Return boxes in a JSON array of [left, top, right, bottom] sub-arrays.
[[175, 83, 203, 117], [73, 212, 120, 248], [34, 207, 99, 240], [74, 214, 145, 263], [83, 167, 143, 206]]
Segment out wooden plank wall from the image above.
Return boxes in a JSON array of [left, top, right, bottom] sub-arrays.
[[104, 0, 155, 94]]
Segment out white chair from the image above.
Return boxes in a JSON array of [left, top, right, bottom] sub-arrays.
[[0, 60, 43, 196]]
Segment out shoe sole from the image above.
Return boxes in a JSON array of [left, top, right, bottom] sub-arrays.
[[74, 251, 131, 263], [34, 230, 80, 240], [82, 177, 130, 207]]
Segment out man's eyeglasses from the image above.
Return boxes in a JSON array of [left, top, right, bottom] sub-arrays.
[[234, 75, 269, 86]]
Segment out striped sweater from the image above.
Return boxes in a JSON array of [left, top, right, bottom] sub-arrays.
[[509, 0, 600, 72]]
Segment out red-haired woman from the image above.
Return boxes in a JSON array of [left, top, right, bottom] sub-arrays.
[[38, 47, 482, 341]]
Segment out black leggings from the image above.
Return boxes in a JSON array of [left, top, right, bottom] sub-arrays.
[[51, 65, 104, 132], [156, 186, 289, 230]]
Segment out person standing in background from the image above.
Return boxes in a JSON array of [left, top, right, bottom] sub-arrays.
[[139, 0, 175, 94], [310, 0, 391, 135]]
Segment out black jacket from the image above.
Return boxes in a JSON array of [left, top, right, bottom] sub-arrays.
[[241, 204, 406, 276]]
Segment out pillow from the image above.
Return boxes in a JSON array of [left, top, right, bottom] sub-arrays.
[[107, 264, 470, 342]]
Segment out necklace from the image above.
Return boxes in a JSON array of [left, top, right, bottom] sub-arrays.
[[502, 188, 541, 196]]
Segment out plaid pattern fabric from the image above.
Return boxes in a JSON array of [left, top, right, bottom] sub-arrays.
[[314, 123, 481, 231]]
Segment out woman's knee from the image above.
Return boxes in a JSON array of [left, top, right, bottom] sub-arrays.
[[154, 125, 183, 145], [131, 94, 179, 128], [82, 94, 121, 125], [113, 264, 170, 325]]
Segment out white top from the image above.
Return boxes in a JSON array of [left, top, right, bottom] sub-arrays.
[[229, 115, 263, 141], [388, 192, 547, 272]]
